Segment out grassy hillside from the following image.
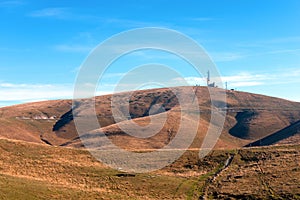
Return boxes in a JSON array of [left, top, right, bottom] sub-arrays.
[[0, 138, 299, 199], [1, 86, 300, 149]]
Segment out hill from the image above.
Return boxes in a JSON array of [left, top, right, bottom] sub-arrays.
[[245, 120, 300, 147], [1, 86, 300, 149], [0, 138, 299, 199]]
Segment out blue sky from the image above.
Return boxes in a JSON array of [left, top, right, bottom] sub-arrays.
[[1, 0, 300, 107]]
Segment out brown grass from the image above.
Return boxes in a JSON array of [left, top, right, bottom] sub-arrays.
[[1, 86, 300, 150], [0, 138, 299, 199]]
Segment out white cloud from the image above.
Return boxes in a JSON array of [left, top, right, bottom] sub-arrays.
[[0, 0, 24, 7], [240, 49, 300, 58], [0, 83, 73, 101], [264, 36, 300, 44], [206, 48, 300, 64], [183, 77, 206, 86], [210, 52, 245, 62], [221, 73, 270, 83], [0, 82, 117, 106], [221, 74, 267, 88], [102, 73, 126, 78], [29, 7, 69, 18], [230, 81, 264, 87], [184, 73, 270, 88], [54, 44, 93, 53], [0, 83, 54, 88], [2, 68, 300, 106], [237, 37, 300, 50], [183, 69, 300, 89], [190, 17, 214, 22]]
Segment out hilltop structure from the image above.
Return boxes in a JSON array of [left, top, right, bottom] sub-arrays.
[[207, 70, 216, 87]]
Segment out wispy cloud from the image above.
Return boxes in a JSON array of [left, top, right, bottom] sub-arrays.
[[0, 0, 24, 7], [254, 48, 300, 56], [2, 68, 300, 107], [28, 7, 102, 22], [0, 47, 31, 52], [210, 52, 245, 62], [53, 44, 94, 53], [221, 73, 270, 83], [102, 73, 126, 78], [264, 36, 300, 44], [183, 74, 265, 88], [209, 48, 300, 63], [189, 17, 214, 22], [0, 81, 115, 106], [101, 18, 162, 27], [237, 36, 300, 49], [183, 69, 300, 88], [53, 31, 98, 53], [28, 8, 164, 28], [29, 7, 69, 18], [0, 83, 73, 102]]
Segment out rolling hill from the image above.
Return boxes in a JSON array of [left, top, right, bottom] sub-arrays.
[[1, 86, 300, 199], [0, 138, 299, 199], [1, 86, 300, 150]]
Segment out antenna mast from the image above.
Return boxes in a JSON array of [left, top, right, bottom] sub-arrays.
[[207, 70, 210, 86]]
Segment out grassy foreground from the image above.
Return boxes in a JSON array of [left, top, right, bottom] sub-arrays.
[[0, 139, 299, 199]]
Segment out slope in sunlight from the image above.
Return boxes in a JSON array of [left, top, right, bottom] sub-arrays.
[[1, 86, 300, 150]]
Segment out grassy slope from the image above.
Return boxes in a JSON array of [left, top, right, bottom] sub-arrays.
[[0, 100, 72, 144], [0, 138, 299, 199], [207, 146, 300, 199], [0, 139, 198, 200], [1, 87, 300, 150]]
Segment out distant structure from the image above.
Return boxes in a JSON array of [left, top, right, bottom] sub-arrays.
[[207, 70, 216, 87]]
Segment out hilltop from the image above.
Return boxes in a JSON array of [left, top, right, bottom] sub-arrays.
[[1, 86, 300, 199], [0, 86, 300, 150]]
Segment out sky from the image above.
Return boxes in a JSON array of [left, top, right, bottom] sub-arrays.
[[1, 0, 300, 107]]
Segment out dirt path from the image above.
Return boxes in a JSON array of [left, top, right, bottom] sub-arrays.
[[200, 153, 236, 200]]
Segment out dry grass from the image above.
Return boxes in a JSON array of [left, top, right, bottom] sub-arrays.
[[0, 139, 198, 199], [0, 138, 299, 199], [1, 86, 300, 150], [206, 145, 300, 199]]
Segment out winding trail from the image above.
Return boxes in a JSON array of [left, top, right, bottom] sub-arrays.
[[200, 153, 236, 200]]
